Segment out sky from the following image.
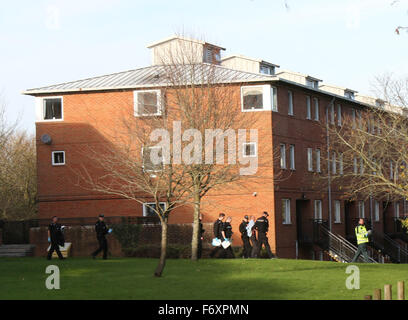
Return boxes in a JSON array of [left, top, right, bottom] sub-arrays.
[[0, 0, 407, 134]]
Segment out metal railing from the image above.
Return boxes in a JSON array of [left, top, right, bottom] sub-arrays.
[[371, 229, 408, 263]]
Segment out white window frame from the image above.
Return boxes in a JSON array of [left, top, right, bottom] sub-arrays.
[[313, 98, 319, 121], [288, 90, 294, 115], [353, 157, 358, 174], [307, 148, 313, 172], [332, 152, 337, 174], [289, 144, 295, 170], [142, 146, 164, 172], [395, 202, 400, 218], [243, 142, 257, 158], [358, 201, 365, 218], [282, 199, 291, 224], [142, 202, 167, 217], [374, 201, 380, 222], [339, 153, 343, 175], [240, 85, 277, 112], [330, 103, 335, 124], [280, 143, 286, 169], [51, 151, 65, 166], [316, 149, 321, 173], [352, 108, 356, 129], [134, 89, 162, 117], [334, 200, 341, 223], [314, 200, 322, 220], [35, 96, 64, 122], [337, 104, 342, 126], [306, 96, 311, 119]]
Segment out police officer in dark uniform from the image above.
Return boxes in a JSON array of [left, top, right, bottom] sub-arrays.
[[47, 216, 64, 260], [254, 211, 274, 259], [92, 214, 110, 260], [221, 216, 235, 259], [197, 214, 205, 260], [210, 213, 225, 258], [239, 215, 252, 258]]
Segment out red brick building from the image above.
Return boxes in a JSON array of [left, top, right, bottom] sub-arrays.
[[24, 36, 407, 260]]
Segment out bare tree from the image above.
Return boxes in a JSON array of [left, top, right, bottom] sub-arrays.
[[323, 74, 408, 204]]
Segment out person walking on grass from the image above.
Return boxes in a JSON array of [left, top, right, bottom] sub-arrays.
[[253, 211, 275, 259], [221, 216, 235, 259], [351, 218, 371, 263], [247, 215, 258, 258], [239, 215, 252, 258], [91, 214, 112, 260], [210, 213, 225, 258], [47, 216, 65, 260]]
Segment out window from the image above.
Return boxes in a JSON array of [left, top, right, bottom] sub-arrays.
[[280, 144, 286, 169], [332, 152, 337, 174], [316, 149, 321, 173], [390, 161, 394, 180], [345, 91, 355, 100], [306, 96, 311, 119], [337, 104, 342, 126], [260, 64, 274, 75], [142, 146, 164, 172], [289, 145, 295, 170], [243, 142, 257, 157], [288, 91, 294, 115], [352, 108, 356, 129], [330, 103, 335, 124], [395, 202, 400, 218], [51, 151, 65, 166], [143, 202, 166, 217], [358, 201, 365, 218], [360, 157, 364, 174], [134, 90, 162, 116], [353, 157, 358, 174], [241, 85, 277, 112], [314, 200, 322, 220], [282, 199, 291, 224], [314, 98, 319, 121], [36, 97, 63, 121], [307, 148, 313, 172], [339, 153, 343, 175], [374, 201, 380, 222], [306, 78, 319, 89], [334, 200, 341, 223]]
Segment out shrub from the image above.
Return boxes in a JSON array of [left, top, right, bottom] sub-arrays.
[[111, 221, 141, 250]]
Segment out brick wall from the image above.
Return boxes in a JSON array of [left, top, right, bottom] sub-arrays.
[[30, 223, 213, 257]]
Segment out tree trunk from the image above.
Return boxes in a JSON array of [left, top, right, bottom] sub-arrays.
[[191, 189, 201, 261], [154, 220, 168, 277]]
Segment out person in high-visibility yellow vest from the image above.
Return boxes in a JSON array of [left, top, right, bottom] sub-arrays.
[[351, 218, 371, 262]]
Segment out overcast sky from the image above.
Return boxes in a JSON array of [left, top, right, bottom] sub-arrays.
[[1, 0, 407, 133]]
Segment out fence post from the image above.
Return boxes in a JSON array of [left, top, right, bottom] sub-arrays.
[[373, 289, 381, 300], [384, 284, 392, 300], [398, 281, 405, 300], [364, 295, 372, 300]]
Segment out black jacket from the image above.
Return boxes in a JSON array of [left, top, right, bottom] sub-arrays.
[[48, 223, 64, 246], [213, 219, 224, 240], [199, 220, 205, 238], [223, 222, 233, 239], [254, 216, 269, 233], [95, 220, 108, 239], [239, 220, 249, 237]]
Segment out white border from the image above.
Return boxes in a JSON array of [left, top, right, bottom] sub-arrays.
[[142, 202, 167, 217], [51, 151, 65, 166], [36, 96, 64, 122], [134, 89, 162, 117]]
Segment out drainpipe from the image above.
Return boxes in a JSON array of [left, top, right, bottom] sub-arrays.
[[326, 98, 336, 232]]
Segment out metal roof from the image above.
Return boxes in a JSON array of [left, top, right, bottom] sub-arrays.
[[22, 64, 275, 95]]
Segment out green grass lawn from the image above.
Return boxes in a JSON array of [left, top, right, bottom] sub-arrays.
[[0, 257, 406, 300]]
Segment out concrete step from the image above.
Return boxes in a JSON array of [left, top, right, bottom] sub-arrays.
[[0, 253, 28, 257], [0, 244, 35, 257]]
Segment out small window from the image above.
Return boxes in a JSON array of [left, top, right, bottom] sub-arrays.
[[289, 145, 295, 170], [143, 202, 166, 217], [280, 144, 286, 169], [52, 151, 65, 166], [330, 103, 335, 124], [241, 85, 277, 112], [316, 149, 321, 173], [243, 142, 257, 157], [352, 108, 356, 129], [134, 90, 162, 116], [332, 152, 336, 174], [307, 148, 313, 172], [288, 91, 294, 115], [282, 199, 291, 224], [395, 202, 400, 218], [339, 153, 343, 175], [337, 104, 342, 126], [42, 97, 63, 120], [142, 146, 164, 172], [345, 91, 355, 100], [306, 96, 311, 119], [358, 201, 365, 218], [260, 65, 274, 75], [314, 200, 322, 220], [313, 98, 319, 121], [334, 200, 341, 223], [374, 201, 380, 222]]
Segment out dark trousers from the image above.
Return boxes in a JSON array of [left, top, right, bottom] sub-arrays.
[[210, 245, 224, 258], [47, 242, 64, 260], [92, 237, 108, 259], [241, 236, 252, 258], [223, 245, 235, 259], [255, 233, 274, 258], [250, 235, 258, 258], [351, 242, 370, 262]]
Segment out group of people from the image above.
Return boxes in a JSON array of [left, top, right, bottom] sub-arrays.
[[209, 211, 275, 259], [47, 214, 112, 260]]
